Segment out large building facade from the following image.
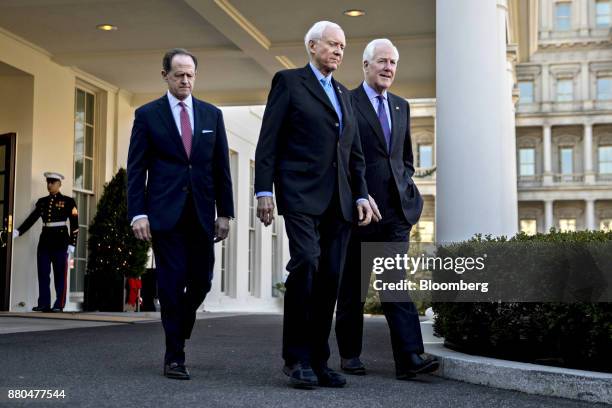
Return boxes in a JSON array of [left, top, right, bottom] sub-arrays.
[[515, 0, 612, 234], [415, 0, 612, 240]]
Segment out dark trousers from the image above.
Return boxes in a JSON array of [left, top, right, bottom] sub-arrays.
[[335, 205, 424, 365], [282, 195, 351, 366], [36, 244, 68, 309], [152, 196, 214, 365]]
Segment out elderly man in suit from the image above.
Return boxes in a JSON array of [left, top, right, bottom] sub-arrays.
[[335, 39, 439, 380], [255, 21, 372, 389], [127, 48, 234, 380]]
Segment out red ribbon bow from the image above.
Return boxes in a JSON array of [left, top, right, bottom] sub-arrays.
[[127, 277, 142, 306]]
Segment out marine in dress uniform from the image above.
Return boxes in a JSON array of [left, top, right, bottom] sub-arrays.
[[13, 172, 79, 312]]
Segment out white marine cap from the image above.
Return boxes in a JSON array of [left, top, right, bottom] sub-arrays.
[[43, 172, 64, 181]]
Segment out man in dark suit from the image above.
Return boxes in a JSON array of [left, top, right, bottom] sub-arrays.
[[127, 48, 234, 380], [335, 39, 439, 380], [255, 21, 372, 389]]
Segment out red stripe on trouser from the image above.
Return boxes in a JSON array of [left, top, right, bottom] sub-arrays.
[[60, 253, 69, 308]]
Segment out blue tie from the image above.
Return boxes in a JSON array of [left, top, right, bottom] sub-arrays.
[[376, 95, 391, 153], [320, 78, 343, 134]]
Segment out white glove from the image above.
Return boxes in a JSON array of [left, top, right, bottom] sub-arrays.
[[12, 230, 19, 239], [67, 245, 75, 255]]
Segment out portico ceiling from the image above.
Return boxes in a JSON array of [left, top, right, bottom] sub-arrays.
[[0, 0, 436, 104]]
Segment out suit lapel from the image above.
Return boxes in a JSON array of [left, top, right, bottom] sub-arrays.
[[388, 93, 403, 156], [299, 65, 337, 117], [333, 79, 350, 139], [354, 85, 387, 152], [156, 95, 188, 160], [192, 98, 202, 153]]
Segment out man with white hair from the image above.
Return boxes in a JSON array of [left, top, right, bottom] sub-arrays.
[[335, 38, 439, 380], [255, 21, 372, 389]]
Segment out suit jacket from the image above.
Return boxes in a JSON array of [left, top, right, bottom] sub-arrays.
[[254, 65, 368, 222], [351, 85, 423, 225], [127, 94, 234, 235]]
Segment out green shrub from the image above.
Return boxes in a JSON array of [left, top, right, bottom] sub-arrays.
[[433, 229, 612, 372]]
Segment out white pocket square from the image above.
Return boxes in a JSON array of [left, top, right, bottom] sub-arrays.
[[201, 129, 214, 134]]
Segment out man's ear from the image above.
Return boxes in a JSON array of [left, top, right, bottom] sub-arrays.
[[161, 70, 168, 81], [308, 40, 317, 55]]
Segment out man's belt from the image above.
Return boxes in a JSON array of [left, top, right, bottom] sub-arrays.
[[43, 221, 68, 227]]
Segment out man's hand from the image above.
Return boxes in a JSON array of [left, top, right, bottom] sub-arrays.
[[368, 194, 382, 222], [214, 217, 230, 243], [356, 199, 373, 227], [12, 230, 19, 239], [132, 218, 152, 241], [256, 196, 275, 227]]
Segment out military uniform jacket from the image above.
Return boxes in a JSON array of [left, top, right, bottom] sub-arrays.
[[17, 193, 79, 249]]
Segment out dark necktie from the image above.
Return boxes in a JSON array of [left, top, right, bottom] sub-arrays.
[[376, 95, 391, 153], [178, 102, 192, 157]]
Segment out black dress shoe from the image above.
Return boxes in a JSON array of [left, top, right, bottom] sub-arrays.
[[32, 306, 51, 312], [312, 364, 347, 388], [51, 307, 63, 313], [163, 362, 190, 380], [396, 353, 440, 380], [282, 362, 318, 389], [341, 357, 366, 375]]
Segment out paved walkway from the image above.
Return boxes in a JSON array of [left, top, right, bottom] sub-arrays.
[[0, 314, 603, 407]]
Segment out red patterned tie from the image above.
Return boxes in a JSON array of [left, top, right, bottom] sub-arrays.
[[179, 102, 192, 157]]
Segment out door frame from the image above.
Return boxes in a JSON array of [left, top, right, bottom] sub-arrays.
[[0, 133, 16, 311]]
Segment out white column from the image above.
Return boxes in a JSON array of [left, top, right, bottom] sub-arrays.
[[578, 0, 590, 36], [234, 151, 251, 299], [585, 199, 596, 230], [581, 62, 593, 110], [436, 0, 517, 242], [544, 200, 554, 232], [541, 64, 551, 111], [257, 222, 272, 299], [540, 0, 551, 39], [584, 123, 595, 184], [543, 125, 553, 185]]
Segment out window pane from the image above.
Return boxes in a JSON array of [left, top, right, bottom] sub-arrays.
[[518, 81, 534, 103], [601, 219, 612, 232], [418, 145, 433, 168], [519, 148, 535, 176], [520, 219, 537, 235], [0, 145, 5, 169], [85, 126, 94, 157], [84, 158, 93, 190], [597, 78, 612, 100], [596, 1, 610, 27], [74, 123, 84, 157], [76, 89, 85, 122], [559, 218, 576, 232], [560, 148, 573, 174], [555, 3, 571, 31], [77, 225, 87, 259], [599, 146, 612, 173], [413, 220, 434, 242], [557, 80, 573, 101], [86, 93, 94, 125], [74, 157, 83, 189]]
